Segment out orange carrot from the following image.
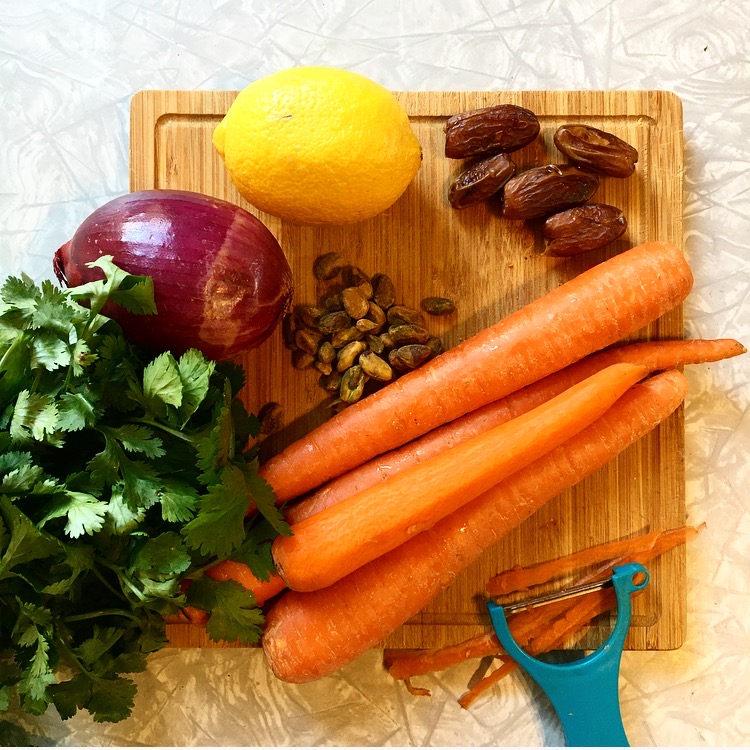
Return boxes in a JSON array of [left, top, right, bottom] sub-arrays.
[[207, 339, 740, 608], [287, 338, 744, 524], [261, 369, 688, 683], [383, 524, 702, 689], [260, 241, 693, 503], [403, 679, 432, 697], [204, 561, 287, 605], [273, 363, 649, 592]]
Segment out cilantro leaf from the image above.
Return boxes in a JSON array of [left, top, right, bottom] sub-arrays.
[[56, 392, 98, 432], [186, 577, 263, 645], [29, 281, 77, 334], [142, 352, 183, 413], [76, 626, 125, 668], [232, 399, 261, 450], [9, 390, 58, 443], [0, 275, 37, 324], [30, 331, 70, 371], [109, 651, 147, 676], [237, 458, 290, 537], [175, 349, 214, 426], [228, 518, 279, 583], [17, 635, 56, 705], [86, 676, 137, 723], [39, 544, 95, 595], [104, 489, 144, 534], [195, 382, 233, 484], [69, 255, 156, 318], [87, 432, 163, 510], [214, 360, 246, 397], [40, 491, 108, 538], [0, 498, 61, 579], [0, 458, 47, 494], [107, 424, 164, 459], [158, 479, 199, 523], [182, 465, 250, 558], [131, 532, 191, 577], [0, 449, 35, 475], [14, 601, 56, 703], [50, 673, 91, 720], [0, 333, 32, 405]]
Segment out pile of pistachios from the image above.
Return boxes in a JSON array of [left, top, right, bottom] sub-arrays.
[[282, 253, 455, 409]]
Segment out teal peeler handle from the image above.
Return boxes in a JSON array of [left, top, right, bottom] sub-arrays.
[[487, 562, 649, 747]]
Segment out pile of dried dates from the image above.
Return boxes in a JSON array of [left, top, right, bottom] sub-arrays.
[[282, 253, 454, 409], [445, 105, 638, 257]]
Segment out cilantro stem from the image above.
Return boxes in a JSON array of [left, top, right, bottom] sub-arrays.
[[90, 564, 128, 602], [132, 417, 197, 446], [62, 608, 142, 625], [56, 639, 108, 684], [120, 575, 147, 602], [0, 335, 22, 375], [183, 559, 224, 580], [94, 558, 148, 603]]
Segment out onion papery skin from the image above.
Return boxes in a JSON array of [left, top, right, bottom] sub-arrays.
[[54, 190, 294, 361]]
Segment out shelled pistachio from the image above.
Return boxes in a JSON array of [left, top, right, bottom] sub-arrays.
[[281, 256, 455, 408]]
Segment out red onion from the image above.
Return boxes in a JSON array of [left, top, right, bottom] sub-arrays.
[[54, 190, 293, 361]]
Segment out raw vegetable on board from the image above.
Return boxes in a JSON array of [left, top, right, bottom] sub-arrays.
[[272, 363, 650, 592], [262, 370, 689, 683], [0, 258, 286, 722], [53, 190, 294, 362]]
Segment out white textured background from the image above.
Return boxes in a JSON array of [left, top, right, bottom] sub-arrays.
[[1, 0, 749, 746]]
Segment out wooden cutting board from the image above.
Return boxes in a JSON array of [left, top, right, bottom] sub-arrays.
[[130, 89, 685, 651]]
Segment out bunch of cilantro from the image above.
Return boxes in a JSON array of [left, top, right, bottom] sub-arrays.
[[0, 256, 289, 723]]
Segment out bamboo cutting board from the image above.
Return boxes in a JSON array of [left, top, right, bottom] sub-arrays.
[[130, 89, 685, 651]]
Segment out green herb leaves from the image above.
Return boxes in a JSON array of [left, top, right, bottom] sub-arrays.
[[0, 257, 286, 723]]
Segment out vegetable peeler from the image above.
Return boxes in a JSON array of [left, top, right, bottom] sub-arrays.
[[487, 562, 649, 747]]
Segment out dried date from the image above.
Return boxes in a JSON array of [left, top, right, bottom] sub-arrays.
[[448, 153, 516, 209], [445, 104, 540, 159], [554, 124, 639, 178], [502, 164, 599, 220], [543, 204, 627, 257]]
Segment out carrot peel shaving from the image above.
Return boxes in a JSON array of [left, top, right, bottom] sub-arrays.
[[384, 523, 703, 708]]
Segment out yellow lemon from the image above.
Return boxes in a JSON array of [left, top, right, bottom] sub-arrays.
[[213, 66, 422, 225]]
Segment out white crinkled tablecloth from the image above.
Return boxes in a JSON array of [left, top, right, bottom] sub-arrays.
[[0, 0, 748, 746]]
